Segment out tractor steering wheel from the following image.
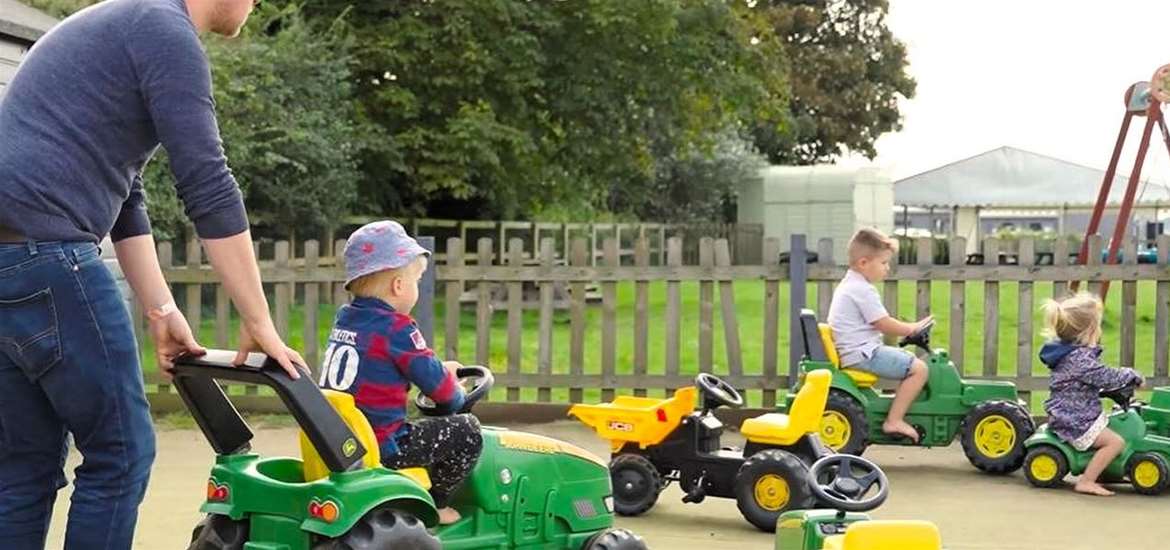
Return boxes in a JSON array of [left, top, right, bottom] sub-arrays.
[[809, 454, 889, 512], [416, 365, 494, 417], [898, 318, 935, 353], [695, 373, 744, 410], [1100, 378, 1143, 412]]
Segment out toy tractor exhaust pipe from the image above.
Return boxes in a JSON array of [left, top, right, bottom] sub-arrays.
[[171, 349, 367, 475]]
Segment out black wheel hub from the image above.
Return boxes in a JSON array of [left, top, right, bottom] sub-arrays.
[[615, 469, 650, 501]]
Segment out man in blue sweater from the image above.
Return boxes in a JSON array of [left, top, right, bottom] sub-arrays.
[[0, 1, 304, 548]]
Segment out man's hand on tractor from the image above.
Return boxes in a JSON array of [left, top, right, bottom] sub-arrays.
[[148, 304, 206, 380], [234, 319, 307, 380], [915, 315, 935, 332]]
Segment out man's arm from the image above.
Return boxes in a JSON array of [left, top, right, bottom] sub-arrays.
[[202, 231, 305, 377], [114, 234, 205, 375], [123, 7, 302, 377]]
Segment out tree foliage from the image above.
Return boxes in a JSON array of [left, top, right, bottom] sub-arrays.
[[301, 0, 789, 221], [741, 0, 915, 164], [23, 0, 913, 228]]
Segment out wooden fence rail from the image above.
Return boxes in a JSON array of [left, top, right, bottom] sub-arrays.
[[139, 233, 1170, 415]]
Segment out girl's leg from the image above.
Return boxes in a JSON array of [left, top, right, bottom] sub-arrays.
[[1075, 427, 1124, 496]]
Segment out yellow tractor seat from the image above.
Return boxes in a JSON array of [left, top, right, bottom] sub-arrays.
[[822, 520, 943, 550], [818, 323, 878, 389], [841, 369, 879, 388], [299, 390, 431, 489], [741, 370, 831, 446]]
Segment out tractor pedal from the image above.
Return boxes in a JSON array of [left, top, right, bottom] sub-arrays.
[[682, 476, 707, 504]]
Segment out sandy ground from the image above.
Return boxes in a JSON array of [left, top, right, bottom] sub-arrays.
[[45, 421, 1170, 549]]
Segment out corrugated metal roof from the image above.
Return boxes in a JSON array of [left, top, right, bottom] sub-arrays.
[[0, 0, 59, 43], [895, 146, 1170, 207]]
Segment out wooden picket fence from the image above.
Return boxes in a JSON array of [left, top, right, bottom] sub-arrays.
[[139, 232, 1170, 415]]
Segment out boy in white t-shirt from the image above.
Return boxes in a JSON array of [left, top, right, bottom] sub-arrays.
[[828, 228, 932, 442]]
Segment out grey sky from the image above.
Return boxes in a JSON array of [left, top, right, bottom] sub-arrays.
[[843, 0, 1170, 182]]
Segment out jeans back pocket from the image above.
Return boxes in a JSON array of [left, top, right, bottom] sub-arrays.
[[0, 288, 62, 380]]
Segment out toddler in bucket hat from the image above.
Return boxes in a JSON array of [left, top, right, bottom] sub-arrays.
[[332, 220, 480, 525], [343, 220, 430, 290]]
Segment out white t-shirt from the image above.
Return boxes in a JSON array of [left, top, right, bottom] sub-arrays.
[[827, 269, 889, 366]]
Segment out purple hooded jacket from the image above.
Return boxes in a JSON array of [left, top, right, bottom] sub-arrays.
[[1040, 341, 1142, 443]]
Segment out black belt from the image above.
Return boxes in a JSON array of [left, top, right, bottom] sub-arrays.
[[0, 226, 27, 243]]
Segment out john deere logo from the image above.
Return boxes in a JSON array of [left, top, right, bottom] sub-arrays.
[[342, 438, 357, 457]]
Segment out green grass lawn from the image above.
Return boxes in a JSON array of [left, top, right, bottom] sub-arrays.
[[146, 280, 1164, 410]]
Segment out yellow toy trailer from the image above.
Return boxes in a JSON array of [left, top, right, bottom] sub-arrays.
[[570, 370, 889, 532]]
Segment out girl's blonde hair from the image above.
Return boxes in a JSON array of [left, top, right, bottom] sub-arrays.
[[1041, 292, 1103, 345]]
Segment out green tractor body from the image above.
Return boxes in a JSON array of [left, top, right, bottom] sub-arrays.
[[774, 509, 872, 550], [177, 352, 640, 550], [1023, 385, 1170, 495], [781, 310, 1034, 474], [1145, 387, 1170, 437]]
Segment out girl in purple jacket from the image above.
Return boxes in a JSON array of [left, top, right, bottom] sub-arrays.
[[1040, 293, 1143, 496]]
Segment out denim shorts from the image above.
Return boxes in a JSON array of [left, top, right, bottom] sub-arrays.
[[847, 345, 915, 379]]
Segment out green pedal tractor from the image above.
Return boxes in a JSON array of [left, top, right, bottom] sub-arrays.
[[1144, 387, 1170, 437], [783, 310, 1035, 474], [774, 455, 944, 550], [1023, 380, 1170, 495], [176, 350, 646, 550]]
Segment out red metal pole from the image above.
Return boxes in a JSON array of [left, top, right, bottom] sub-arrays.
[[1072, 112, 1133, 292], [1102, 103, 1162, 298]]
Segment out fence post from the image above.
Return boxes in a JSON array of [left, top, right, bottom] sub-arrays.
[[1157, 235, 1170, 381], [699, 238, 715, 373], [715, 239, 743, 381], [304, 240, 320, 371], [915, 237, 933, 321], [762, 237, 781, 407], [949, 237, 966, 371], [417, 236, 436, 347], [601, 238, 619, 401], [665, 238, 683, 393], [1017, 237, 1035, 409], [816, 238, 834, 320], [788, 234, 807, 382], [274, 241, 290, 340], [444, 238, 464, 361], [569, 239, 588, 402], [537, 238, 555, 402], [1121, 237, 1137, 368], [633, 237, 650, 396], [185, 238, 203, 336], [982, 237, 1000, 377], [475, 239, 493, 369]]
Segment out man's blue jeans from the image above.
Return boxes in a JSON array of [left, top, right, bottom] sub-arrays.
[[0, 241, 155, 549]]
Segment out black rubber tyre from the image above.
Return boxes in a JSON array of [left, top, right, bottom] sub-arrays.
[[959, 400, 1035, 474], [1023, 446, 1069, 489], [820, 390, 869, 456], [734, 449, 816, 533], [188, 514, 247, 550], [609, 453, 662, 516], [311, 507, 440, 550], [583, 528, 649, 550], [1127, 452, 1170, 496]]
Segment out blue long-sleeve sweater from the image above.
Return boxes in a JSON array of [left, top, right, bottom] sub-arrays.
[[0, 0, 246, 243]]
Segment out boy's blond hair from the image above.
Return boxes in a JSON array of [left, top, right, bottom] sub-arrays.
[[847, 227, 899, 266], [1042, 292, 1103, 345], [347, 255, 428, 298]]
